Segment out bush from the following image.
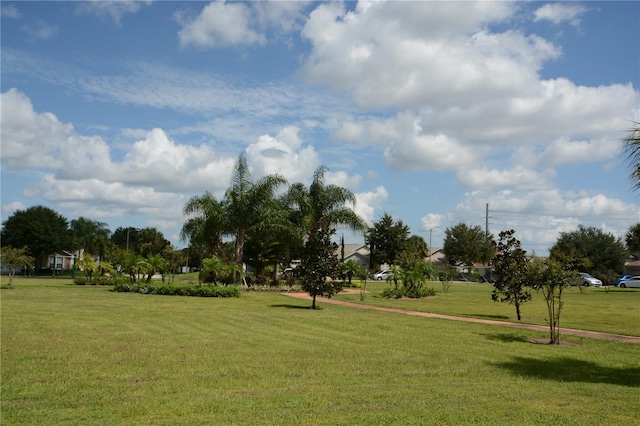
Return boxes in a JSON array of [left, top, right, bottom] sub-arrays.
[[381, 286, 436, 299], [112, 282, 241, 298]]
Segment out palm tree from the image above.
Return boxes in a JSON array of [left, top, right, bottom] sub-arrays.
[[181, 192, 227, 258], [623, 121, 640, 190], [70, 217, 111, 259], [281, 166, 367, 238], [223, 154, 287, 278]]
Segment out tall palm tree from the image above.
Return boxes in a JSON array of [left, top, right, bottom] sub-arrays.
[[281, 165, 367, 238], [623, 121, 640, 190], [223, 154, 287, 275]]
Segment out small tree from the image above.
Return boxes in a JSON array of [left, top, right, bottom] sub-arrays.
[[76, 252, 98, 282], [340, 259, 362, 286], [201, 256, 228, 285], [297, 217, 341, 309], [528, 258, 577, 344], [491, 230, 531, 321], [0, 246, 34, 288]]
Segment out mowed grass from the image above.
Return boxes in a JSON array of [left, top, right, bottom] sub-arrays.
[[1, 278, 639, 425], [336, 280, 640, 337]]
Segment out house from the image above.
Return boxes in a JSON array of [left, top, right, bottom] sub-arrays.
[[37, 251, 77, 271], [427, 247, 447, 264], [337, 244, 370, 269]]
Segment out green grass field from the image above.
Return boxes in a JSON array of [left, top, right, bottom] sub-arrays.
[[2, 277, 639, 425], [336, 279, 640, 337]]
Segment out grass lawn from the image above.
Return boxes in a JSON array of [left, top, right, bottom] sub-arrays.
[[335, 280, 640, 337], [2, 278, 639, 425]]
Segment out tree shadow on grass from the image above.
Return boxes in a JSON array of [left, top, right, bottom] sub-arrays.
[[269, 304, 312, 310], [483, 333, 529, 343], [471, 314, 510, 320], [494, 356, 640, 387]]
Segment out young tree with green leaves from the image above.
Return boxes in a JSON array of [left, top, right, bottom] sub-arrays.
[[0, 246, 34, 288], [76, 252, 98, 281], [491, 230, 531, 321], [340, 259, 363, 286], [527, 258, 578, 344], [296, 217, 341, 309]]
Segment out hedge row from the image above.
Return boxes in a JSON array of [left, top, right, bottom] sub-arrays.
[[112, 282, 241, 298]]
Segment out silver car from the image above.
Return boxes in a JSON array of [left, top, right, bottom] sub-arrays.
[[619, 276, 640, 288], [576, 273, 602, 287]]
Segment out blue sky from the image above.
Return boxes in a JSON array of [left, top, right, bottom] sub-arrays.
[[1, 1, 639, 255]]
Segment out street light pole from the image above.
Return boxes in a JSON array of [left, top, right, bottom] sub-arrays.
[[429, 226, 439, 263]]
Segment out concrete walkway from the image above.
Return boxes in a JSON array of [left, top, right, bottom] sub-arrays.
[[283, 292, 640, 344]]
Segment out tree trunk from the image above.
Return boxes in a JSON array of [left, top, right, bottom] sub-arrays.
[[235, 229, 244, 284], [312, 294, 317, 309], [515, 302, 521, 321]]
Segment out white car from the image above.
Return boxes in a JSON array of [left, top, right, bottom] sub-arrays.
[[619, 276, 640, 288], [576, 272, 602, 287]]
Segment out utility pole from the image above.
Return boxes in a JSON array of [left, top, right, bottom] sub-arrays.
[[486, 203, 489, 237]]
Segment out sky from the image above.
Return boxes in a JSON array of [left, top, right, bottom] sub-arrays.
[[1, 0, 639, 255]]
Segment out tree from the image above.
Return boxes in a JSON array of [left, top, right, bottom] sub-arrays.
[[0, 246, 34, 288], [491, 230, 531, 321], [76, 252, 98, 281], [550, 225, 626, 279], [70, 217, 111, 258], [443, 223, 493, 266], [625, 223, 640, 254], [181, 192, 227, 259], [111, 227, 139, 251], [280, 166, 366, 245], [340, 259, 363, 286], [296, 217, 341, 309], [528, 258, 578, 344], [622, 121, 640, 191], [138, 228, 171, 257], [224, 154, 287, 280], [366, 213, 410, 268], [201, 256, 228, 285], [1, 206, 73, 259]]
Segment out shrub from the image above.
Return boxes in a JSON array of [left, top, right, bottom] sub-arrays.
[[112, 282, 240, 298], [381, 286, 436, 299]]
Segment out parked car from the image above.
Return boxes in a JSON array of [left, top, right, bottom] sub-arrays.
[[619, 276, 640, 288], [574, 272, 602, 287], [371, 269, 394, 281], [610, 275, 632, 286]]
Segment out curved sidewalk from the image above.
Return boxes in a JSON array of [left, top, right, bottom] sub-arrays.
[[283, 292, 640, 344]]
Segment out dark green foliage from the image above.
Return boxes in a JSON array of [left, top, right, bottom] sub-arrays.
[[296, 217, 341, 308], [550, 225, 626, 278], [443, 223, 493, 265], [1, 205, 73, 257], [366, 213, 410, 268], [491, 230, 531, 321], [70, 217, 111, 257], [381, 285, 435, 299], [112, 282, 241, 297], [625, 223, 640, 254]]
